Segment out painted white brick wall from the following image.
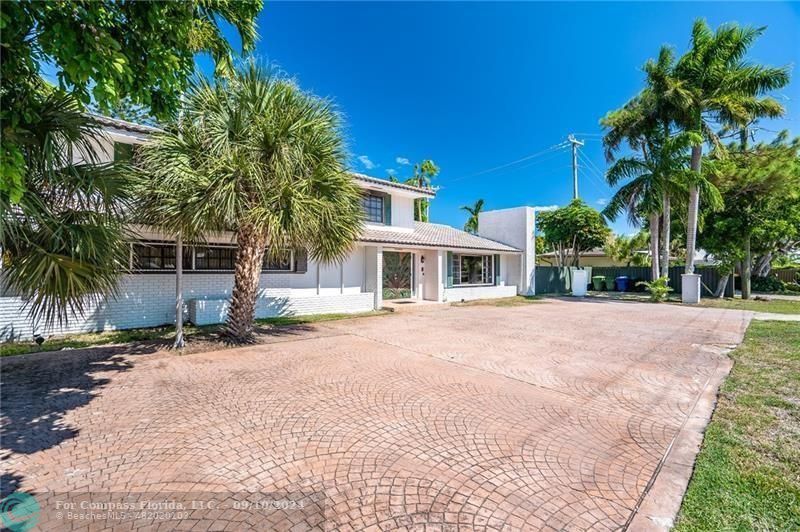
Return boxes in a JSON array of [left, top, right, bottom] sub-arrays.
[[443, 284, 518, 302], [0, 268, 373, 341], [188, 293, 374, 326]]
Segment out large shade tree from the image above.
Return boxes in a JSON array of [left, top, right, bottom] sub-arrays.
[[673, 20, 789, 277], [702, 133, 800, 298], [136, 65, 364, 343], [538, 199, 610, 267]]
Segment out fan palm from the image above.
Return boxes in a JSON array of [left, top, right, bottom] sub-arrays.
[[674, 20, 789, 275], [0, 90, 133, 329], [134, 64, 364, 343], [460, 199, 484, 234]]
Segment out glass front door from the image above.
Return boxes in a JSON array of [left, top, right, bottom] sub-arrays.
[[383, 251, 413, 300]]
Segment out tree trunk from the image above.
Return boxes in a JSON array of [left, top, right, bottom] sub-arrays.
[[685, 144, 702, 274], [649, 212, 660, 280], [174, 235, 185, 348], [714, 273, 730, 298], [660, 193, 671, 278], [225, 227, 268, 343], [742, 233, 752, 300], [753, 253, 772, 277]]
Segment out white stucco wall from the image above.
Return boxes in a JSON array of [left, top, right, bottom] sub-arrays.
[[390, 195, 416, 229], [478, 207, 536, 295], [444, 284, 518, 302]]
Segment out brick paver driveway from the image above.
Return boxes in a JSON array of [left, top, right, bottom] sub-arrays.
[[1, 299, 749, 531]]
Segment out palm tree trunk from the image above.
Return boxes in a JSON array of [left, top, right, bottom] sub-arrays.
[[649, 212, 660, 280], [742, 232, 752, 300], [685, 144, 702, 274], [225, 227, 268, 343], [174, 235, 185, 348], [660, 193, 671, 278]]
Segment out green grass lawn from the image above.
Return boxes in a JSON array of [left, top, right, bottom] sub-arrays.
[[452, 295, 541, 307], [698, 297, 800, 315], [582, 290, 800, 315], [0, 310, 390, 357], [674, 320, 800, 531]]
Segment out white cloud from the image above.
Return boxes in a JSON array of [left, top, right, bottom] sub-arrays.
[[395, 156, 411, 166], [596, 198, 608, 206], [533, 205, 559, 211], [386, 168, 397, 176], [357, 155, 376, 170]]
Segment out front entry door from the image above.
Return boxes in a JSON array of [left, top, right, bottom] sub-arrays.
[[383, 251, 413, 300]]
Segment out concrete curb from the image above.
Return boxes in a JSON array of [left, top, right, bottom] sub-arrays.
[[626, 353, 734, 530]]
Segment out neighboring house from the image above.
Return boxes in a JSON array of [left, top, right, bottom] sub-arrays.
[[536, 247, 718, 267], [0, 117, 538, 340], [536, 248, 648, 267]]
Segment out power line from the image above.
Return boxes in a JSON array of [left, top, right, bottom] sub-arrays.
[[446, 141, 570, 184], [577, 151, 613, 193]]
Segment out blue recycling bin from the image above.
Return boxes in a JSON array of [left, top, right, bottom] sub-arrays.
[[615, 276, 630, 292]]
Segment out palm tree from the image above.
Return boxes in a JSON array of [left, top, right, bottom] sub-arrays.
[[602, 45, 686, 278], [1, 91, 133, 329], [135, 64, 364, 343], [407, 160, 439, 221], [674, 20, 789, 279], [460, 199, 484, 234], [603, 133, 706, 280]]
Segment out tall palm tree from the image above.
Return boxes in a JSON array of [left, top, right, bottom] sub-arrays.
[[674, 20, 789, 278], [407, 160, 439, 221], [602, 45, 686, 278], [603, 133, 704, 280], [460, 199, 484, 234], [135, 64, 364, 343], [1, 91, 133, 329]]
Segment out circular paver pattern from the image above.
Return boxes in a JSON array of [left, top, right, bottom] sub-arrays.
[[1, 299, 749, 530]]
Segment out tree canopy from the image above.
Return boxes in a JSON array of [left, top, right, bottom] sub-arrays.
[[1, 0, 262, 201], [537, 199, 610, 267]]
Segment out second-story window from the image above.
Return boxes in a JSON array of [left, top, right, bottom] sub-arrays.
[[362, 194, 384, 224]]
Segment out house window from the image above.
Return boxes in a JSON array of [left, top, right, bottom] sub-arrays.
[[194, 246, 236, 270], [453, 254, 494, 285], [362, 194, 384, 224], [263, 249, 294, 271], [132, 243, 190, 270]]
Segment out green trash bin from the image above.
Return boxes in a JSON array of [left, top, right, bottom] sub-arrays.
[[604, 277, 615, 291], [591, 275, 604, 291]]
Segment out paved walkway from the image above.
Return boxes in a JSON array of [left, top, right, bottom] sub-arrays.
[[1, 300, 750, 531]]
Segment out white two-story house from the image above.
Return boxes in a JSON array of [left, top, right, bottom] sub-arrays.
[[0, 116, 538, 339]]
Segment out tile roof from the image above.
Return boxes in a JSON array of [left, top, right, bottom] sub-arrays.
[[90, 114, 161, 134], [360, 222, 520, 253], [351, 172, 435, 196]]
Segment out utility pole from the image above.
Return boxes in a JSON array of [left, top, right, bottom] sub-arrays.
[[568, 134, 584, 199]]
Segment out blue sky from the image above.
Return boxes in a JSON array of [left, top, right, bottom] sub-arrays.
[[207, 1, 799, 234]]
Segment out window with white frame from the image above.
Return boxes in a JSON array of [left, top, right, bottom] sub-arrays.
[[452, 254, 494, 285]]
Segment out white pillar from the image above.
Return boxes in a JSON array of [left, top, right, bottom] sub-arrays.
[[681, 273, 701, 304], [375, 246, 383, 309], [436, 249, 445, 303]]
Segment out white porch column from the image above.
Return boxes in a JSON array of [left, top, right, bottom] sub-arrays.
[[375, 246, 383, 309], [436, 249, 445, 303]]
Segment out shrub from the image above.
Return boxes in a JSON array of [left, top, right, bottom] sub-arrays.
[[637, 276, 673, 302], [752, 276, 786, 293]]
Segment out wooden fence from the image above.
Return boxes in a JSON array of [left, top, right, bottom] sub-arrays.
[[535, 265, 735, 297]]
